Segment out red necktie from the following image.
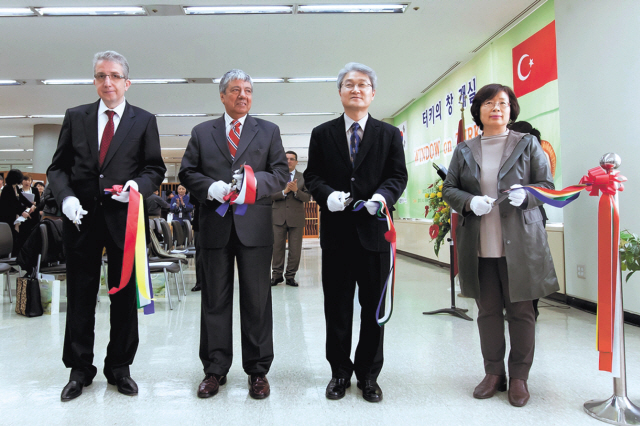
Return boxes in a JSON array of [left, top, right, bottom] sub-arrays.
[[227, 119, 241, 159], [99, 110, 115, 167]]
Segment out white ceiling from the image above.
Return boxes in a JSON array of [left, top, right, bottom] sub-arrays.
[[0, 0, 542, 171]]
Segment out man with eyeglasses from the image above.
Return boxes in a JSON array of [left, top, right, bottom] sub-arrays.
[[48, 50, 165, 401], [179, 69, 288, 400], [304, 62, 407, 403]]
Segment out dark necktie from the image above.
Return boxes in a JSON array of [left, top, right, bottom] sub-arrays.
[[99, 110, 115, 167], [228, 119, 241, 159], [350, 122, 361, 165]]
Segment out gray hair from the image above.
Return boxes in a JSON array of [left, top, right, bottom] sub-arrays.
[[337, 62, 377, 91], [219, 69, 253, 94], [93, 51, 130, 79]]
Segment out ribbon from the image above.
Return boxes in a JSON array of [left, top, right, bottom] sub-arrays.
[[216, 165, 257, 217], [579, 166, 626, 374], [104, 185, 154, 315], [353, 199, 396, 326]]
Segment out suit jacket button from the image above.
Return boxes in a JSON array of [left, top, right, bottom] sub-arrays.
[[100, 174, 104, 178], [506, 240, 511, 244], [501, 213, 507, 218], [351, 177, 355, 181]]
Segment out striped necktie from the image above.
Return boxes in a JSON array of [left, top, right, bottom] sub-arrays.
[[228, 119, 241, 159], [350, 122, 361, 165]]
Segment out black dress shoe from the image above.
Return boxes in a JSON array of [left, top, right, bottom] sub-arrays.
[[285, 278, 299, 287], [107, 376, 138, 396], [271, 276, 284, 286], [61, 379, 92, 401], [191, 284, 202, 291], [197, 373, 227, 398], [357, 380, 383, 403], [326, 377, 351, 400]]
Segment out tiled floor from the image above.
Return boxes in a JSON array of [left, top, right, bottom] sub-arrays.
[[2, 239, 639, 425]]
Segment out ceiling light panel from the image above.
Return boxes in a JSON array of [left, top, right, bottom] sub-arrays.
[[0, 80, 22, 85], [41, 79, 93, 85], [297, 4, 407, 13], [183, 6, 293, 15], [288, 77, 337, 83], [130, 78, 188, 84], [0, 8, 36, 17], [34, 7, 147, 16]]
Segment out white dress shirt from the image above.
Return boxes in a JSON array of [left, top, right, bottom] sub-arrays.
[[97, 98, 126, 148]]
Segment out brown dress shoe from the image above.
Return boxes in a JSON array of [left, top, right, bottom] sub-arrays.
[[508, 378, 530, 407], [197, 373, 227, 398], [248, 374, 270, 399], [473, 374, 507, 399]]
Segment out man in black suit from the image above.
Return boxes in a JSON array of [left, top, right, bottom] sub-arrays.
[[304, 62, 407, 403], [47, 51, 165, 401], [179, 69, 288, 400]]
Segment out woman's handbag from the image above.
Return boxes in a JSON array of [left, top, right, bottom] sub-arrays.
[[15, 274, 43, 317]]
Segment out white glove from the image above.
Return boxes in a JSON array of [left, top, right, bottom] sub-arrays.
[[364, 193, 386, 215], [208, 180, 232, 203], [508, 184, 527, 207], [327, 191, 350, 212], [232, 169, 244, 191], [469, 195, 495, 216], [62, 196, 88, 225], [112, 180, 138, 203]]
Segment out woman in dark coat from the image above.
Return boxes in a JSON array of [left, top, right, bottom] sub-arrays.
[[443, 84, 559, 407], [170, 184, 193, 223], [0, 169, 33, 254]]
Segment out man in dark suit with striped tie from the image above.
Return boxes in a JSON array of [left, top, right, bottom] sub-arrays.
[[48, 51, 165, 401], [304, 62, 407, 403], [179, 69, 288, 400]]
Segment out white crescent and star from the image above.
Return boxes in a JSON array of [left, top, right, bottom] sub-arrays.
[[517, 54, 534, 81]]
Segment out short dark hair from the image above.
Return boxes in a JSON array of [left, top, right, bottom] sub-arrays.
[[285, 151, 298, 160], [509, 121, 541, 144], [6, 169, 23, 186], [34, 181, 45, 189], [470, 84, 520, 131]]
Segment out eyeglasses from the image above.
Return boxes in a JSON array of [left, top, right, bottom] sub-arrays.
[[94, 73, 127, 82], [482, 100, 510, 109], [341, 82, 372, 91]]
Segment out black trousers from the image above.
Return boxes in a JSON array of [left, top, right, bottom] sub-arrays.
[[322, 242, 388, 381], [199, 223, 274, 376], [476, 257, 536, 380], [63, 206, 138, 383]]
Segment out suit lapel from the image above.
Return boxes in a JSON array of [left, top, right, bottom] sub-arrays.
[[211, 116, 233, 164], [353, 114, 378, 171], [234, 115, 258, 166], [101, 102, 135, 170], [84, 100, 100, 169], [498, 131, 527, 181], [462, 135, 482, 183], [331, 115, 352, 170]]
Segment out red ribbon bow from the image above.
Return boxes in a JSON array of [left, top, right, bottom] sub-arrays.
[[579, 166, 626, 196]]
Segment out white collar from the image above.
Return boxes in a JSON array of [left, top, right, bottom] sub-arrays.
[[224, 112, 247, 127], [344, 113, 368, 134], [98, 98, 126, 117]]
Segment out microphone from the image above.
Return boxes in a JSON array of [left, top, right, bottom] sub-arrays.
[[432, 163, 448, 180]]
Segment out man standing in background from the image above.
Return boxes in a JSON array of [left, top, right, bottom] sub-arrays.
[[271, 150, 310, 287]]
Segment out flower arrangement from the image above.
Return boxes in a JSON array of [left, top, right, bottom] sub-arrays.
[[620, 230, 640, 282], [425, 178, 451, 257]]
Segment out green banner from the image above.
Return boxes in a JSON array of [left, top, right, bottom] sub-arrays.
[[394, 0, 562, 223]]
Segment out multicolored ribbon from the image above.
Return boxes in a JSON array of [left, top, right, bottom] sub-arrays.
[[353, 199, 396, 326], [104, 185, 154, 315], [216, 165, 257, 217], [511, 184, 586, 208]]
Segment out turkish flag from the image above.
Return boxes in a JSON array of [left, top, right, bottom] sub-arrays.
[[512, 21, 558, 97]]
